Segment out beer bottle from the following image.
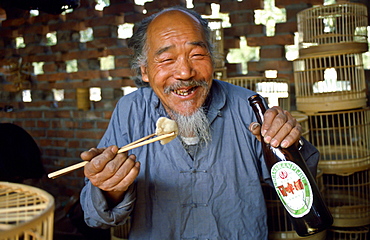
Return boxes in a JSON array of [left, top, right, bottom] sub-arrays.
[[248, 94, 333, 237]]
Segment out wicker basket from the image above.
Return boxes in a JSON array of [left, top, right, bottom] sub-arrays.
[[224, 76, 290, 111], [307, 108, 370, 174], [297, 2, 368, 57], [293, 53, 367, 114], [0, 182, 55, 240], [323, 169, 370, 227]]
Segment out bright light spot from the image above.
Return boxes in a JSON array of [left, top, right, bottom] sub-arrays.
[[313, 68, 351, 93], [80, 28, 94, 43], [30, 10, 39, 16], [122, 86, 138, 95], [22, 90, 32, 102], [100, 55, 115, 70], [265, 70, 278, 78], [90, 87, 102, 101], [118, 23, 134, 39], [15, 37, 25, 49], [52, 89, 65, 101], [66, 59, 78, 73], [256, 82, 289, 107], [186, 0, 194, 8], [46, 32, 57, 46], [95, 0, 110, 10], [32, 62, 44, 75], [134, 0, 152, 5]]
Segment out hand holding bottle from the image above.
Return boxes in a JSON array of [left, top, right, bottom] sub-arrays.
[[249, 105, 302, 148]]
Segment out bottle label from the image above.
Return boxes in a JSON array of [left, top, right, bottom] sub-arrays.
[[271, 161, 313, 218]]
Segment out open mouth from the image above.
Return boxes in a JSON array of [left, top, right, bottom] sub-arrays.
[[173, 86, 198, 96]]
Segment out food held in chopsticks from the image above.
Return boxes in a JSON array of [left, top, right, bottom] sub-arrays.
[[47, 117, 178, 179], [155, 117, 179, 145]]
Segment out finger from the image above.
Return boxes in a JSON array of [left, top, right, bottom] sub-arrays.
[[262, 107, 287, 143], [114, 161, 140, 192], [98, 155, 137, 189], [248, 122, 262, 142], [80, 147, 106, 161], [85, 145, 121, 175], [269, 111, 302, 148]]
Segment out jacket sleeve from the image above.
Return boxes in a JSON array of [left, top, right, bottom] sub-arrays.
[[80, 178, 136, 229], [299, 137, 320, 178]]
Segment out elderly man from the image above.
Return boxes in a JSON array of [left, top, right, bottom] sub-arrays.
[[80, 6, 319, 239]]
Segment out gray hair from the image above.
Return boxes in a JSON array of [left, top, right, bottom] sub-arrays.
[[128, 6, 215, 87]]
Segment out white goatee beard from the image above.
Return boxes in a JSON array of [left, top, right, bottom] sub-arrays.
[[169, 103, 211, 146]]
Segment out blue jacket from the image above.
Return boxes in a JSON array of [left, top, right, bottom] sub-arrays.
[[80, 79, 319, 240]]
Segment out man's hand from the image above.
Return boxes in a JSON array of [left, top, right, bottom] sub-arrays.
[[249, 106, 302, 148], [81, 145, 140, 206]]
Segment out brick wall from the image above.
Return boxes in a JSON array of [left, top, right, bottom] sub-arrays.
[[0, 0, 369, 199]]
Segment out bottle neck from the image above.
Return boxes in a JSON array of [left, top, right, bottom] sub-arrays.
[[248, 94, 267, 125]]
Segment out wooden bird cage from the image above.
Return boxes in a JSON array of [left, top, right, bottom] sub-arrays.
[[308, 108, 370, 174], [0, 182, 55, 240], [263, 170, 327, 239], [293, 53, 367, 114], [326, 226, 369, 240], [322, 169, 370, 227], [224, 77, 290, 111], [291, 111, 310, 141], [297, 2, 368, 57]]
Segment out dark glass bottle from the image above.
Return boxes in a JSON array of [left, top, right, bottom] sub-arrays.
[[248, 94, 333, 237]]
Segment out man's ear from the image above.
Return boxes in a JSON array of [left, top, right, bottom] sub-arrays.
[[141, 66, 149, 82]]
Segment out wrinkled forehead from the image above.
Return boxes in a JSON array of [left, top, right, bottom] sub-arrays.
[[148, 9, 202, 35]]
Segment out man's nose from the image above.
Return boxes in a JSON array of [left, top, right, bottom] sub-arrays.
[[173, 58, 196, 80]]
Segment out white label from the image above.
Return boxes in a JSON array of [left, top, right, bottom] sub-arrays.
[[271, 161, 313, 218]]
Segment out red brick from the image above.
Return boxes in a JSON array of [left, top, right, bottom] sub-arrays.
[[47, 129, 74, 138], [37, 72, 68, 82], [68, 70, 101, 80], [49, 21, 86, 32], [43, 62, 58, 73], [86, 38, 126, 49], [193, 4, 212, 15], [44, 110, 73, 119], [229, 11, 255, 24], [0, 28, 20, 38], [260, 46, 285, 59], [106, 47, 132, 56], [66, 8, 103, 21], [247, 34, 294, 46], [103, 3, 143, 15], [61, 49, 107, 61], [224, 24, 264, 37], [50, 42, 81, 53], [220, 0, 264, 12], [32, 14, 66, 24], [224, 37, 241, 49], [109, 68, 134, 78], [275, 22, 298, 34], [248, 60, 293, 72], [75, 130, 105, 139], [1, 18, 27, 27], [87, 15, 124, 27], [22, 24, 49, 35], [275, 0, 323, 7]]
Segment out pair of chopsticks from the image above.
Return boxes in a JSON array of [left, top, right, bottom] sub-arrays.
[[47, 132, 175, 179]]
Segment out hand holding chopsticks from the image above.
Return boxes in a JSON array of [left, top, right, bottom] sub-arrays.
[[47, 131, 176, 179]]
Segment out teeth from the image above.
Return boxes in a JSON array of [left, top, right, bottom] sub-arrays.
[[173, 89, 193, 96]]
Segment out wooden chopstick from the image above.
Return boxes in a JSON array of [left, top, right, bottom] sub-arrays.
[[47, 132, 175, 179]]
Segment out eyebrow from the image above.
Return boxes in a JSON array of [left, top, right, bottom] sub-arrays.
[[154, 41, 208, 56]]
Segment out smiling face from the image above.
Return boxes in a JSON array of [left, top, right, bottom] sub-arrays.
[[141, 10, 214, 117]]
